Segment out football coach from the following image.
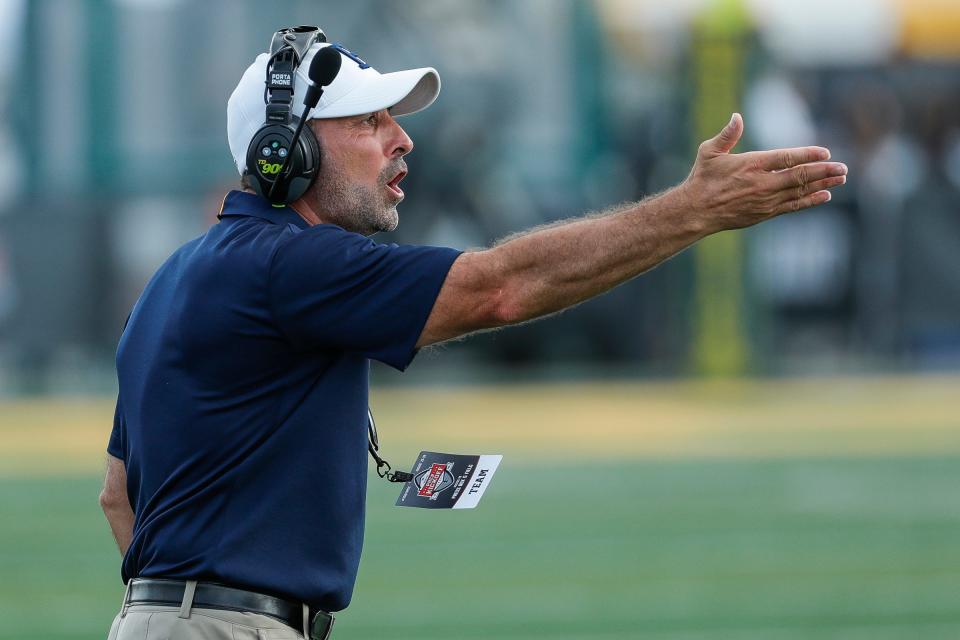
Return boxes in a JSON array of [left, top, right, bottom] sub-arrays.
[[98, 26, 847, 640]]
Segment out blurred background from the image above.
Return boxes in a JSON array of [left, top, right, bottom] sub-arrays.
[[0, 0, 958, 639]]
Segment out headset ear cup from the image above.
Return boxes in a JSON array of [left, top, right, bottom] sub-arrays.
[[282, 121, 321, 204], [245, 121, 320, 205], [246, 124, 297, 202]]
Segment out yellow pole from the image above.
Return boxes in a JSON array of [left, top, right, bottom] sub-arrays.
[[690, 0, 752, 376]]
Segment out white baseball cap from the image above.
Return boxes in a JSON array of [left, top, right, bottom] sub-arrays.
[[227, 42, 440, 175]]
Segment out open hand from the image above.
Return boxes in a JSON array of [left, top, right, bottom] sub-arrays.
[[681, 113, 848, 233]]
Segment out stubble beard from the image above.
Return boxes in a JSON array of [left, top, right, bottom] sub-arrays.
[[307, 154, 399, 236]]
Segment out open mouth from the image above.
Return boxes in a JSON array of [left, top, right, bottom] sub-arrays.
[[386, 170, 406, 198]]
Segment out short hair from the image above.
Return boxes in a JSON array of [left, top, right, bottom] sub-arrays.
[[240, 173, 257, 193]]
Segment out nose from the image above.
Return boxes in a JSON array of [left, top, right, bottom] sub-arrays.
[[386, 113, 413, 158]]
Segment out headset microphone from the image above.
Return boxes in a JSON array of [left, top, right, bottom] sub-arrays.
[[304, 46, 343, 107], [267, 47, 342, 201]]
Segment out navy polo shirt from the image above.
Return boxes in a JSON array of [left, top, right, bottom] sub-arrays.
[[107, 190, 461, 611]]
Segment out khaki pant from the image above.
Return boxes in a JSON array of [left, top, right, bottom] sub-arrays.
[[106, 580, 308, 640]]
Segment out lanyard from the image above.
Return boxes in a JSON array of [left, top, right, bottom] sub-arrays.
[[366, 409, 413, 483]]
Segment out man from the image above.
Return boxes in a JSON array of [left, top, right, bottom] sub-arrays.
[[99, 33, 847, 640]]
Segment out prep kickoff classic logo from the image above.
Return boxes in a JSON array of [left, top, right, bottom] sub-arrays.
[[415, 462, 456, 499]]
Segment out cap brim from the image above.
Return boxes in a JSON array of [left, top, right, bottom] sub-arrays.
[[309, 67, 440, 119]]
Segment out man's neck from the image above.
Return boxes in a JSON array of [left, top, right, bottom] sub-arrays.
[[242, 188, 324, 228], [289, 198, 326, 227]]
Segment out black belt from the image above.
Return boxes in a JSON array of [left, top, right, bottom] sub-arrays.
[[126, 578, 334, 639]]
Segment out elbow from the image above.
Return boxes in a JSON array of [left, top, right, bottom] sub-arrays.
[[484, 265, 539, 327], [468, 248, 523, 328], [492, 297, 525, 327], [100, 454, 132, 518], [98, 490, 113, 513], [99, 489, 124, 514], [447, 250, 529, 333], [488, 282, 529, 327]]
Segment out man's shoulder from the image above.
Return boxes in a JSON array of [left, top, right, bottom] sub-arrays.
[[276, 221, 366, 244], [269, 223, 376, 265], [198, 216, 300, 265], [144, 220, 283, 290]]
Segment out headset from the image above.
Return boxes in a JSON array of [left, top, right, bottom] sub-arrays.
[[244, 26, 329, 205]]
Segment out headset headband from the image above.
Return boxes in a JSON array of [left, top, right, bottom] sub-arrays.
[[263, 26, 326, 127], [270, 25, 326, 61]]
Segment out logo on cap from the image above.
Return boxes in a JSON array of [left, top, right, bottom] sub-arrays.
[[328, 43, 370, 69]]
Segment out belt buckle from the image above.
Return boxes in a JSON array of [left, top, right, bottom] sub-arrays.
[[309, 610, 335, 640]]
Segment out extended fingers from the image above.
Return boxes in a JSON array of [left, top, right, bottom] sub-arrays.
[[768, 162, 848, 192], [775, 189, 832, 215], [754, 146, 831, 171], [774, 174, 847, 206]]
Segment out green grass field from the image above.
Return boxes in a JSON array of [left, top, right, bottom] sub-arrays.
[[2, 377, 959, 639]]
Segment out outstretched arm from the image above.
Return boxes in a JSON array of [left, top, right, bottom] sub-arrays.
[[100, 454, 134, 556], [416, 113, 847, 347]]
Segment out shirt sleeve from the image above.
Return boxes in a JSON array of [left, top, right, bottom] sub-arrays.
[[107, 396, 126, 459], [269, 225, 462, 370]]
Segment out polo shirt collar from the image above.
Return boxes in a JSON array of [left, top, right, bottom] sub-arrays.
[[217, 191, 311, 230]]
